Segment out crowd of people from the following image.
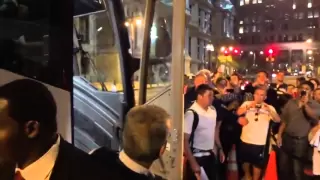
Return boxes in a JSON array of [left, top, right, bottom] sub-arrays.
[[183, 69, 320, 180], [0, 71, 319, 180]]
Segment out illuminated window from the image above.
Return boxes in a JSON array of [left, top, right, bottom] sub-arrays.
[[292, 4, 296, 9], [239, 27, 244, 34], [308, 2, 312, 8], [258, 0, 262, 3], [240, 21, 243, 24], [308, 11, 313, 18], [299, 12, 304, 19], [245, 0, 250, 5], [252, 26, 256, 32], [240, 0, 244, 6], [253, 0, 257, 4], [314, 11, 319, 18]]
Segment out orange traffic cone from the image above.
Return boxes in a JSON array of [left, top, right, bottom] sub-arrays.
[[227, 145, 239, 180], [264, 151, 278, 180]]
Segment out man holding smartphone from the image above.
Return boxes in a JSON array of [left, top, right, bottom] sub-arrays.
[[278, 81, 320, 180], [237, 86, 280, 180]]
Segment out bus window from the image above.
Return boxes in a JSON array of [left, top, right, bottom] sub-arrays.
[[73, 0, 137, 153], [123, 1, 172, 102], [0, 0, 72, 141], [74, 11, 123, 92]]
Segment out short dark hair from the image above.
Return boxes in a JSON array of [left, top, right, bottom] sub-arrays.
[[256, 70, 269, 78], [310, 78, 320, 87], [231, 72, 242, 80], [0, 79, 57, 134], [297, 77, 306, 82], [299, 80, 315, 91], [216, 77, 227, 85], [254, 85, 267, 93], [123, 105, 170, 163], [195, 84, 213, 96]]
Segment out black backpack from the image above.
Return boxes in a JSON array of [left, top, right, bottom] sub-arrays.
[[186, 109, 199, 150]]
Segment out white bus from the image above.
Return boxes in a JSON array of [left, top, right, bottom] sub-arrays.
[[0, 0, 72, 142]]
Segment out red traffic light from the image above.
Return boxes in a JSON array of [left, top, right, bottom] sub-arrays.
[[233, 49, 239, 54], [268, 49, 274, 54], [224, 50, 229, 56]]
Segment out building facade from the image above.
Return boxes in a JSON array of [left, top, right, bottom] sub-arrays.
[[235, 0, 320, 75]]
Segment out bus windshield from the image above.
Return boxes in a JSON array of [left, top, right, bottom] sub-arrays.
[[73, 0, 176, 103]]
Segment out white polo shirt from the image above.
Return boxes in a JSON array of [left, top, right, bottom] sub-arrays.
[[240, 101, 276, 145], [184, 102, 217, 150]]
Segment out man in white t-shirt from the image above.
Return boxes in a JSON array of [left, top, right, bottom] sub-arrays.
[[237, 86, 280, 180], [184, 84, 225, 180]]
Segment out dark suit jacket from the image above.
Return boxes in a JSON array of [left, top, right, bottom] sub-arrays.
[[49, 139, 110, 180], [91, 147, 166, 180], [2, 138, 111, 180]]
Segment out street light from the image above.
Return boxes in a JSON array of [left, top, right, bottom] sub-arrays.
[[206, 44, 214, 51], [220, 46, 226, 52], [260, 51, 264, 55], [306, 39, 313, 43], [249, 51, 257, 67], [135, 19, 142, 26], [125, 22, 130, 27], [307, 50, 313, 55], [229, 46, 234, 51]]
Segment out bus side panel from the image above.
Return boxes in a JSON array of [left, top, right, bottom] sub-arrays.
[[0, 69, 72, 142]]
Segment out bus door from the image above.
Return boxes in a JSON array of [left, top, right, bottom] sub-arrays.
[[72, 0, 137, 153], [123, 0, 187, 179], [0, 0, 73, 142]]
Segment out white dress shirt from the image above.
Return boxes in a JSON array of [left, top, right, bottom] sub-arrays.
[[15, 136, 60, 180], [119, 150, 152, 176]]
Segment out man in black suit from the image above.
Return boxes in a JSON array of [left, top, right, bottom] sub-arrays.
[[0, 79, 109, 180], [93, 105, 170, 180]]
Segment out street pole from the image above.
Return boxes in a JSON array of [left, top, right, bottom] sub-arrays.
[[253, 53, 256, 66], [208, 50, 211, 70]]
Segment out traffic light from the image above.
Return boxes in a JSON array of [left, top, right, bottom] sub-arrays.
[[233, 49, 240, 55], [266, 48, 275, 62], [224, 50, 229, 56], [267, 49, 274, 56]]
